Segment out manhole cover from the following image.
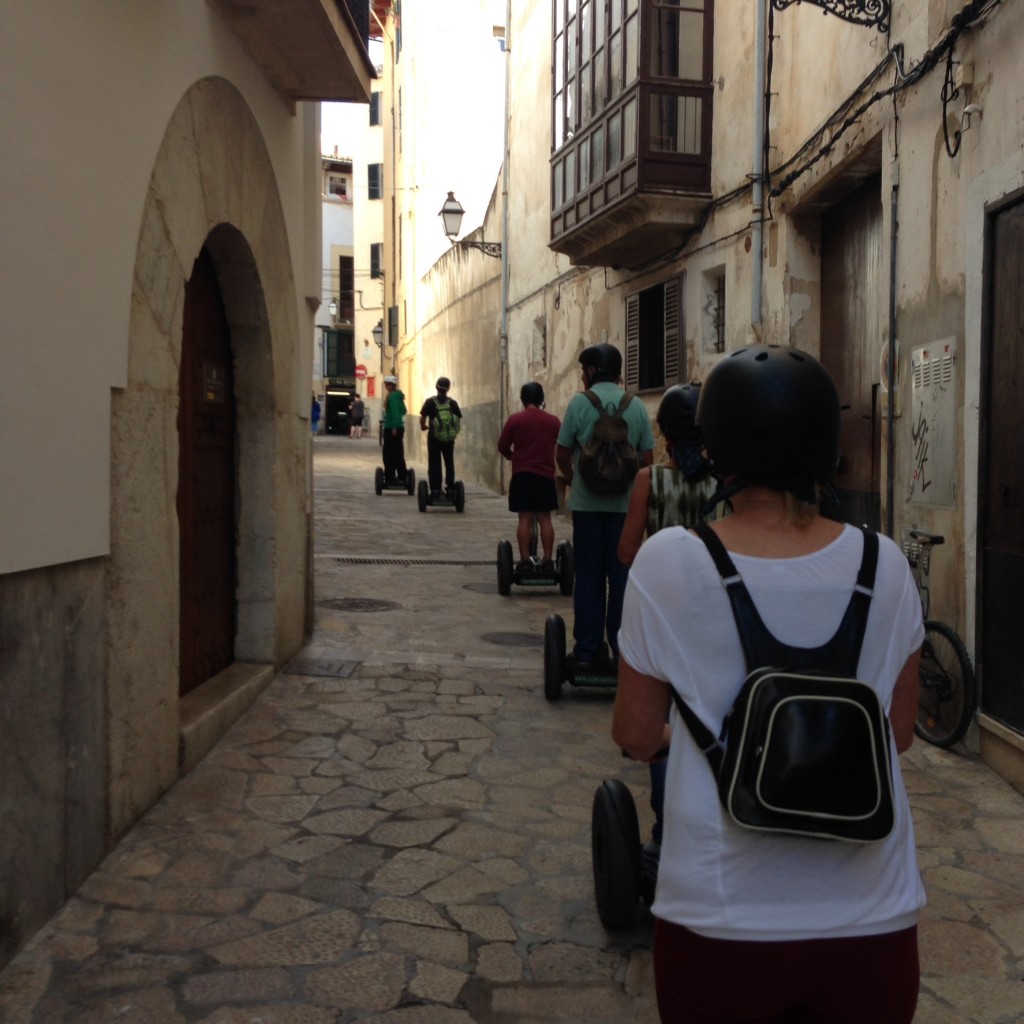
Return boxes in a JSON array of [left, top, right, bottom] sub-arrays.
[[481, 631, 542, 648], [318, 598, 401, 612], [464, 582, 497, 594]]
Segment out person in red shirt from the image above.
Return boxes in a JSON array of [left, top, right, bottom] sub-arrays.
[[498, 382, 562, 572]]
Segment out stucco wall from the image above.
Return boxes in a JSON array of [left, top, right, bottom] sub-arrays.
[[1, 6, 320, 966]]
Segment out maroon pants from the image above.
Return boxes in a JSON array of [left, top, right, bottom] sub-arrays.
[[653, 919, 919, 1024]]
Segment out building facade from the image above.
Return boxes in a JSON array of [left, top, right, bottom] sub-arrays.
[[379, 0, 1024, 788], [0, 0, 373, 966]]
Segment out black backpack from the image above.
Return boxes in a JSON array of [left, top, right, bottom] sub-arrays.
[[672, 524, 896, 844], [577, 390, 641, 495]]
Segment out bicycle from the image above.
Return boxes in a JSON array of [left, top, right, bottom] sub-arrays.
[[903, 530, 977, 748]]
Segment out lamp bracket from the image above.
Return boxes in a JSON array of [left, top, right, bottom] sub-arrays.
[[771, 0, 890, 32], [459, 240, 503, 258]]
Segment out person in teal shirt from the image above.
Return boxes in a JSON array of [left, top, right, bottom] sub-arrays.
[[556, 343, 654, 670], [382, 375, 408, 485]]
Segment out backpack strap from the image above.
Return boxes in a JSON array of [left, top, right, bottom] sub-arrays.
[[693, 522, 878, 675], [669, 524, 879, 776]]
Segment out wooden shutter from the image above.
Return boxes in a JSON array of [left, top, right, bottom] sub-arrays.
[[625, 293, 640, 391], [663, 276, 682, 385]]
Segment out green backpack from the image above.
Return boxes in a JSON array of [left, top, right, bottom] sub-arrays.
[[431, 399, 460, 442]]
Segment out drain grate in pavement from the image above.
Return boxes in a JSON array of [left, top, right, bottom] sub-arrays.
[[318, 598, 401, 612], [481, 631, 542, 648], [283, 658, 359, 678], [320, 555, 494, 566]]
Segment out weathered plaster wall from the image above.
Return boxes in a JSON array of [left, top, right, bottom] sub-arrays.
[[0, 562, 107, 965]]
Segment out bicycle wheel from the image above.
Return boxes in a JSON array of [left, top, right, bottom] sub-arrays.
[[915, 621, 976, 748]]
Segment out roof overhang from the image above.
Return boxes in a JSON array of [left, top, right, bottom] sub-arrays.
[[207, 0, 375, 104]]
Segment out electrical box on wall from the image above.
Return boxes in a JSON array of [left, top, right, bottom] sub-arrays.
[[908, 338, 957, 507]]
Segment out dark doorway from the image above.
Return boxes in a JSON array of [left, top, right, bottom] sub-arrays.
[[980, 196, 1024, 731], [178, 246, 236, 697], [819, 174, 883, 531]]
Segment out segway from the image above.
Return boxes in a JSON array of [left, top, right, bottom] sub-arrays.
[[543, 613, 617, 700], [417, 479, 465, 513], [591, 779, 642, 928], [591, 778, 658, 929], [496, 517, 574, 597], [374, 466, 416, 496]]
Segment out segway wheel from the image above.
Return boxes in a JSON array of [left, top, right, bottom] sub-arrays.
[[544, 614, 566, 701], [497, 540, 514, 596], [592, 779, 642, 930], [417, 479, 429, 513], [406, 468, 416, 495], [454, 480, 466, 513], [557, 541, 574, 597], [374, 466, 384, 496]]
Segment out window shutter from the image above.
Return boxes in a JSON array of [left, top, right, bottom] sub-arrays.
[[625, 293, 640, 391], [370, 243, 382, 279], [369, 92, 381, 126], [663, 276, 682, 385], [368, 164, 383, 200]]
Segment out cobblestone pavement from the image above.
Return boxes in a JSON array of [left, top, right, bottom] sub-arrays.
[[1, 438, 1022, 1023]]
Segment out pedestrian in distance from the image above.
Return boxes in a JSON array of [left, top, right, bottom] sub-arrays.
[[420, 377, 462, 500], [555, 342, 654, 671], [310, 394, 321, 437], [381, 375, 408, 485], [497, 381, 562, 572], [613, 344, 925, 1024], [350, 392, 365, 439]]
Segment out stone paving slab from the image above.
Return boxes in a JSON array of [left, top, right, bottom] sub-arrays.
[[0, 440, 1022, 1023]]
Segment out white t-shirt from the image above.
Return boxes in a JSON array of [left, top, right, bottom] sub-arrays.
[[618, 524, 926, 942]]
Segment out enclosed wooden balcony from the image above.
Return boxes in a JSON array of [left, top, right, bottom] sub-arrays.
[[207, 0, 375, 104], [549, 0, 713, 270]]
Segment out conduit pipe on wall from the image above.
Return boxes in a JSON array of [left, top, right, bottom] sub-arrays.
[[750, 0, 767, 337], [885, 163, 899, 538], [498, 0, 511, 493]]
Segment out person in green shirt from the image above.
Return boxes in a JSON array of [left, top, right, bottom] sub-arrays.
[[382, 375, 408, 485], [555, 343, 654, 670]]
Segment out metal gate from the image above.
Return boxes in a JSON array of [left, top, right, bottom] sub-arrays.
[[178, 247, 236, 697], [981, 195, 1024, 731]]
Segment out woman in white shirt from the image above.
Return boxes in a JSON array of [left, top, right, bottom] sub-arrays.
[[613, 344, 924, 1024]]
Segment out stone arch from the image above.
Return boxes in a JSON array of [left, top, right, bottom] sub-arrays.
[[107, 77, 302, 835]]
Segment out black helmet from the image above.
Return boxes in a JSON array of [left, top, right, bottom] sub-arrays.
[[579, 343, 622, 383], [520, 381, 545, 407], [656, 383, 701, 444], [436, 376, 451, 392], [696, 345, 840, 489]]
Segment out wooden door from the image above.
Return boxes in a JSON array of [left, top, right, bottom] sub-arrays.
[[819, 175, 883, 531], [178, 247, 236, 696], [981, 197, 1024, 730]]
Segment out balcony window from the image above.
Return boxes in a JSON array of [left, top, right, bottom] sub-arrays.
[[550, 0, 712, 267]]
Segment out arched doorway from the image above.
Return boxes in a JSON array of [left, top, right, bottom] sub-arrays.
[[179, 246, 237, 696]]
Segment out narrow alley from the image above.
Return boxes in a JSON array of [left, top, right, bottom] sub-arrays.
[[0, 440, 1021, 1023]]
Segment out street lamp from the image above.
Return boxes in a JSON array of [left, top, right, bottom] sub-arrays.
[[439, 191, 502, 258], [371, 319, 383, 349], [328, 298, 339, 320]]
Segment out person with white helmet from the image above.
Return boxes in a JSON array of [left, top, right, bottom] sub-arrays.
[[381, 375, 408, 486]]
